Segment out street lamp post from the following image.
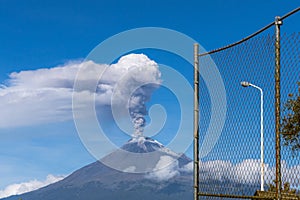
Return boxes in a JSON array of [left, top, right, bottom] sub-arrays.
[[241, 81, 264, 191]]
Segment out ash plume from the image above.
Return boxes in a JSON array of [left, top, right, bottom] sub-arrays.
[[109, 54, 161, 137], [129, 85, 158, 137]]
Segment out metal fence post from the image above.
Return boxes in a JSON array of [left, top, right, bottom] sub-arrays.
[[194, 43, 199, 200], [275, 16, 282, 200]]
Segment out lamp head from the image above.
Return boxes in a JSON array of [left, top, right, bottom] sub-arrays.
[[241, 81, 250, 87]]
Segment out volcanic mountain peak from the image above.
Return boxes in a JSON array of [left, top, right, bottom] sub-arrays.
[[99, 136, 191, 174], [128, 136, 163, 145], [122, 136, 183, 158], [122, 136, 165, 153]]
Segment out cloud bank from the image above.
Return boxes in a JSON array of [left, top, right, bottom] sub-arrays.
[[199, 159, 300, 186], [0, 174, 65, 198], [146, 157, 300, 189], [0, 54, 161, 130]]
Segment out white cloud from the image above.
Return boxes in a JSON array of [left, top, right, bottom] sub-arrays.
[[180, 161, 193, 173], [146, 155, 180, 181], [200, 159, 299, 187], [0, 174, 65, 198], [146, 157, 300, 189], [0, 54, 161, 128], [200, 160, 234, 182], [123, 166, 136, 173], [281, 161, 300, 186]]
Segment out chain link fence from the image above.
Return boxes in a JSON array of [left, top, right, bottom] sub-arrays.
[[280, 32, 300, 192], [195, 7, 300, 199]]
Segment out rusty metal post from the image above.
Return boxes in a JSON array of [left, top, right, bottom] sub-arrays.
[[275, 16, 282, 200], [193, 43, 199, 200]]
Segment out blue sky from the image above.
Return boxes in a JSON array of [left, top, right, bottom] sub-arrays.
[[0, 0, 300, 196]]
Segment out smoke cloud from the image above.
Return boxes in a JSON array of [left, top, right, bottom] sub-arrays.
[[0, 54, 161, 135], [107, 54, 161, 137]]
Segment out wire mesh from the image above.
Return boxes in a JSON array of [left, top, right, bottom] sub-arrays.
[[196, 9, 300, 199], [198, 32, 276, 198], [280, 32, 300, 193]]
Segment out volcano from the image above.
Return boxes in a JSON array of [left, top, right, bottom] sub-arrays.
[[2, 137, 193, 200]]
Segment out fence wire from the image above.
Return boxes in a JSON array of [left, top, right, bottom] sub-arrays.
[[280, 32, 300, 191], [197, 9, 300, 199], [199, 32, 276, 198]]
